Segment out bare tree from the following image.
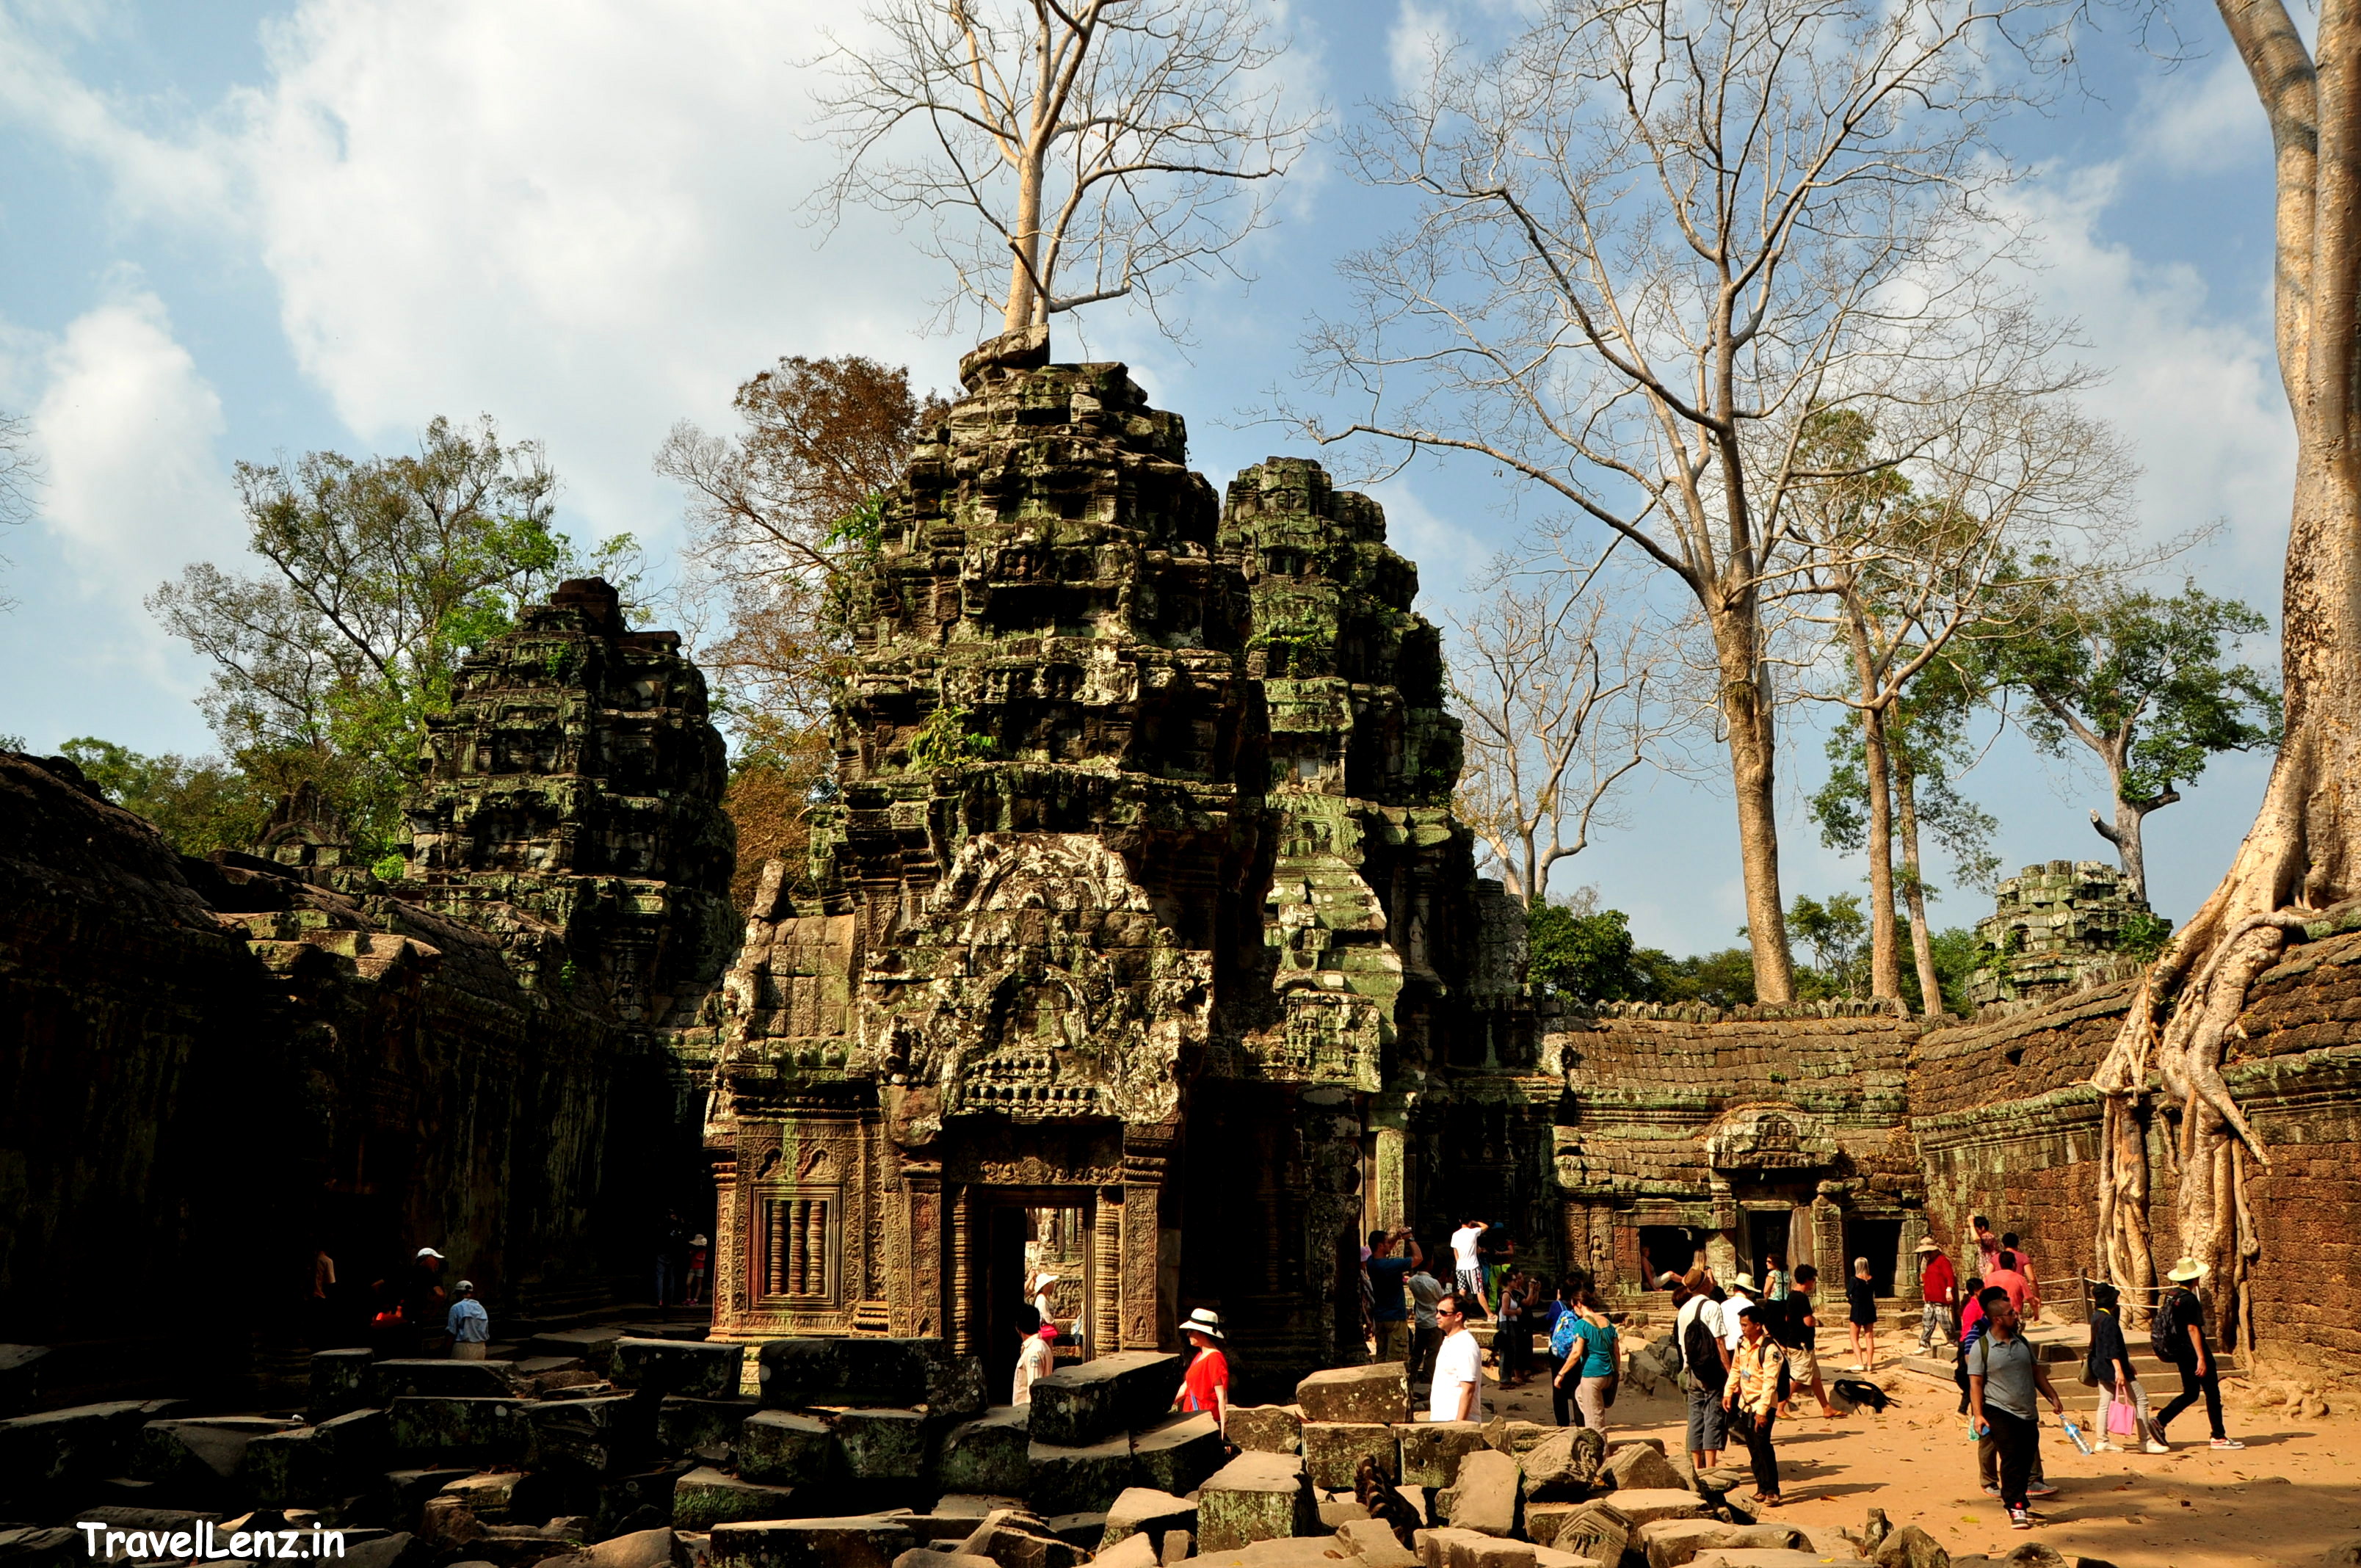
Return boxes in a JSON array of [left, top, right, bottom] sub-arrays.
[[813, 0, 1315, 340], [0, 409, 41, 611], [1296, 0, 2074, 1003], [2085, 0, 2361, 1341], [1788, 399, 2138, 1003], [1449, 560, 1672, 909]]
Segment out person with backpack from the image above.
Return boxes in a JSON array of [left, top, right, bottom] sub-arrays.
[[1966, 1285, 2068, 1531], [2152, 1257, 2243, 1450], [1546, 1274, 1587, 1427], [1721, 1299, 1789, 1506], [1553, 1282, 1620, 1433], [2085, 1281, 2166, 1454], [1675, 1266, 1732, 1469]]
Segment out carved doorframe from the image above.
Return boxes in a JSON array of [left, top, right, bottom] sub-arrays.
[[952, 1183, 1100, 1369]]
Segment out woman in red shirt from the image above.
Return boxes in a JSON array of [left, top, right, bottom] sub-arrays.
[[1172, 1308, 1230, 1434]]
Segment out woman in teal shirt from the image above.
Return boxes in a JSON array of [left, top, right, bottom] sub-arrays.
[[1551, 1282, 1621, 1433]]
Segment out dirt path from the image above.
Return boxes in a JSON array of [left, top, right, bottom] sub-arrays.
[[1481, 1363, 2360, 1565]]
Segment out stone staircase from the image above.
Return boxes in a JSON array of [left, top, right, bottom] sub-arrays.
[[1887, 1318, 2243, 1388]]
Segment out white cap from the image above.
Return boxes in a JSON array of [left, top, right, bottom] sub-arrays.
[[454, 1280, 474, 1293], [416, 1247, 444, 1260]]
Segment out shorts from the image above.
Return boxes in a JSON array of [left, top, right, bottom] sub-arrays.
[[1787, 1343, 1819, 1386], [1457, 1268, 1484, 1300]]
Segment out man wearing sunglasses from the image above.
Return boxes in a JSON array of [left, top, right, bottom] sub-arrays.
[[1428, 1294, 1485, 1423]]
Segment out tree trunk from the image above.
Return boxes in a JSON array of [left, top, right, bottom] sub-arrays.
[[1894, 752, 1945, 1015], [1004, 153, 1045, 332], [1845, 599, 1903, 1003], [1711, 604, 1797, 1003], [2090, 783, 2173, 906]]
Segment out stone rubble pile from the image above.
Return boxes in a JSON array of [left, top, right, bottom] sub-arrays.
[[0, 1345, 2045, 1568]]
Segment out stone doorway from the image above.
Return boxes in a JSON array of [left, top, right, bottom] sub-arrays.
[[1745, 1208, 1791, 1282], [1843, 1216, 1904, 1297], [979, 1190, 1096, 1403]]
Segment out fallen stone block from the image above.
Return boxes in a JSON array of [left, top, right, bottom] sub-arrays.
[[525, 1395, 645, 1475], [1100, 1487, 1196, 1553], [1158, 1530, 1192, 1565], [529, 1329, 623, 1377], [1086, 1538, 1156, 1568], [1302, 1420, 1399, 1492], [1416, 1526, 1536, 1568], [575, 1526, 681, 1568], [934, 1407, 1029, 1496], [1640, 1519, 1741, 1568], [830, 1407, 926, 1483], [592, 1465, 693, 1539], [1523, 1503, 1581, 1550], [1548, 1500, 1634, 1567], [658, 1397, 758, 1460], [1026, 1352, 1180, 1447], [1516, 1427, 1603, 1500], [371, 1360, 519, 1401], [1042, 1511, 1105, 1549], [1130, 1412, 1225, 1496], [756, 1338, 974, 1412], [1997, 1549, 2066, 1568], [1335, 1517, 1418, 1568], [1195, 1451, 1318, 1553], [0, 1344, 46, 1418], [313, 1406, 391, 1476], [0, 1527, 81, 1568], [1296, 1364, 1409, 1426], [1531, 1548, 1606, 1568], [1871, 1525, 1949, 1568], [1026, 1433, 1134, 1516], [1397, 1422, 1487, 1489], [736, 1410, 838, 1486], [892, 1552, 998, 1568], [1320, 1499, 1371, 1529], [614, 1340, 744, 1401], [1191, 1540, 1357, 1567], [442, 1472, 526, 1523], [670, 1468, 807, 1532], [134, 1417, 300, 1497], [949, 1510, 1077, 1568], [388, 1398, 529, 1464], [1688, 1554, 1868, 1568], [1436, 1449, 1520, 1539], [1606, 1491, 1711, 1528], [311, 1349, 377, 1418], [1226, 1404, 1304, 1455], [708, 1516, 915, 1568], [245, 1428, 332, 1508], [1600, 1444, 1688, 1494]]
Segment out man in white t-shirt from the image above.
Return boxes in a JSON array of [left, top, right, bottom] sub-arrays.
[[1448, 1220, 1490, 1313], [1722, 1274, 1758, 1357], [1010, 1304, 1053, 1404], [1428, 1293, 1485, 1423]]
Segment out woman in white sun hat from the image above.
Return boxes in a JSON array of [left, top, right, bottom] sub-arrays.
[[2153, 1257, 2242, 1450], [1171, 1307, 1231, 1434]]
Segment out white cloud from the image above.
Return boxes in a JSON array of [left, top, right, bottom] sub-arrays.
[[2137, 54, 2271, 178], [32, 290, 240, 590]]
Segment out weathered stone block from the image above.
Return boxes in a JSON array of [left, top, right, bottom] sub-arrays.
[[443, 1470, 526, 1522], [737, 1410, 838, 1486], [0, 1401, 179, 1503], [1225, 1404, 1303, 1455], [1026, 1433, 1133, 1516], [388, 1397, 528, 1464], [313, 1405, 391, 1476], [244, 1428, 329, 1508], [835, 1407, 927, 1482], [1688, 1553, 1868, 1568], [1600, 1489, 1708, 1528], [1398, 1423, 1487, 1489], [311, 1349, 376, 1418], [755, 1338, 967, 1410], [708, 1515, 915, 1568], [1600, 1444, 1688, 1493], [134, 1417, 297, 1495], [1518, 1427, 1603, 1499], [1523, 1502, 1583, 1550], [1194, 1451, 1317, 1553], [529, 1329, 623, 1377], [1301, 1421, 1399, 1491], [1089, 1538, 1157, 1568], [657, 1397, 756, 1459], [370, 1359, 518, 1401], [524, 1395, 643, 1475], [614, 1340, 744, 1401], [931, 1405, 1028, 1496], [1100, 1487, 1197, 1553], [1416, 1527, 1537, 1568], [592, 1464, 692, 1540], [1869, 1524, 1948, 1568], [1296, 1363, 1409, 1426], [670, 1467, 805, 1532], [1436, 1448, 1520, 1539], [1640, 1519, 1742, 1568], [1550, 1500, 1635, 1567], [1128, 1412, 1225, 1496], [1026, 1351, 1179, 1447], [1335, 1517, 1419, 1568]]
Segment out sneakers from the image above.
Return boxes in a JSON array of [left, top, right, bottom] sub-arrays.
[[2149, 1415, 2170, 1446], [1981, 1485, 2001, 1497], [2026, 1482, 2059, 1498], [2211, 1437, 2246, 1450], [2093, 1440, 2122, 1453], [2009, 1508, 2034, 1530], [2144, 1439, 2171, 1454]]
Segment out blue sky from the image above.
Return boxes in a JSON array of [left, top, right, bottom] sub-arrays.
[[0, 0, 2297, 957]]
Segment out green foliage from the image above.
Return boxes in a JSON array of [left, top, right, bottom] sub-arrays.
[[1787, 892, 1870, 999], [1631, 945, 1757, 1009], [2117, 911, 2175, 963], [1810, 671, 2001, 899], [147, 416, 632, 859], [1982, 578, 2281, 808], [1924, 925, 1984, 1015], [57, 737, 272, 856], [907, 702, 997, 769], [1528, 901, 1653, 1003], [371, 852, 407, 883]]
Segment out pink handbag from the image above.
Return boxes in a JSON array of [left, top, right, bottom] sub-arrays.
[[2106, 1397, 2139, 1437]]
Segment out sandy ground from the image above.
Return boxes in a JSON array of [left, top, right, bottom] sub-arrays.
[[1476, 1359, 2361, 1567]]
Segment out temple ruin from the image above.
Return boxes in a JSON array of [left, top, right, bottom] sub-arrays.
[[4, 341, 2358, 1448]]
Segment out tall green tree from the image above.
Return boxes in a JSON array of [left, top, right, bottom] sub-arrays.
[[150, 415, 636, 860], [56, 738, 271, 857], [1981, 581, 2281, 906]]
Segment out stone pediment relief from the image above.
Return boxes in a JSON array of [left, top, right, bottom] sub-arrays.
[[1704, 1104, 1838, 1172]]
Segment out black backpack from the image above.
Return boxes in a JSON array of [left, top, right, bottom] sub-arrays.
[[1683, 1306, 1726, 1389], [2150, 1290, 2186, 1361]]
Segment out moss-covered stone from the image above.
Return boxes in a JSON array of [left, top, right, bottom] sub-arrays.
[[670, 1467, 805, 1531], [1194, 1451, 1316, 1553], [1300, 1420, 1398, 1491], [933, 1407, 1030, 1496]]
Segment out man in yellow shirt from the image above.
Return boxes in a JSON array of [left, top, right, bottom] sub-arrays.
[[1721, 1299, 1789, 1506]]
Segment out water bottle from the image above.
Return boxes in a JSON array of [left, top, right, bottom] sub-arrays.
[[2062, 1417, 2093, 1456]]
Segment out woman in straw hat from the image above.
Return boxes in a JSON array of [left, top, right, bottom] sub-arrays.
[[2153, 1257, 2242, 1450], [1172, 1307, 1231, 1434]]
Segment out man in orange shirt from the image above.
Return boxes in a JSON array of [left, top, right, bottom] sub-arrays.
[[1983, 1249, 2031, 1314]]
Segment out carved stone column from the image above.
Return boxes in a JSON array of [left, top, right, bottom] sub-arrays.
[[1093, 1185, 1124, 1357], [897, 1155, 946, 1339], [1121, 1138, 1171, 1351], [709, 1151, 741, 1337], [951, 1185, 978, 1356]]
